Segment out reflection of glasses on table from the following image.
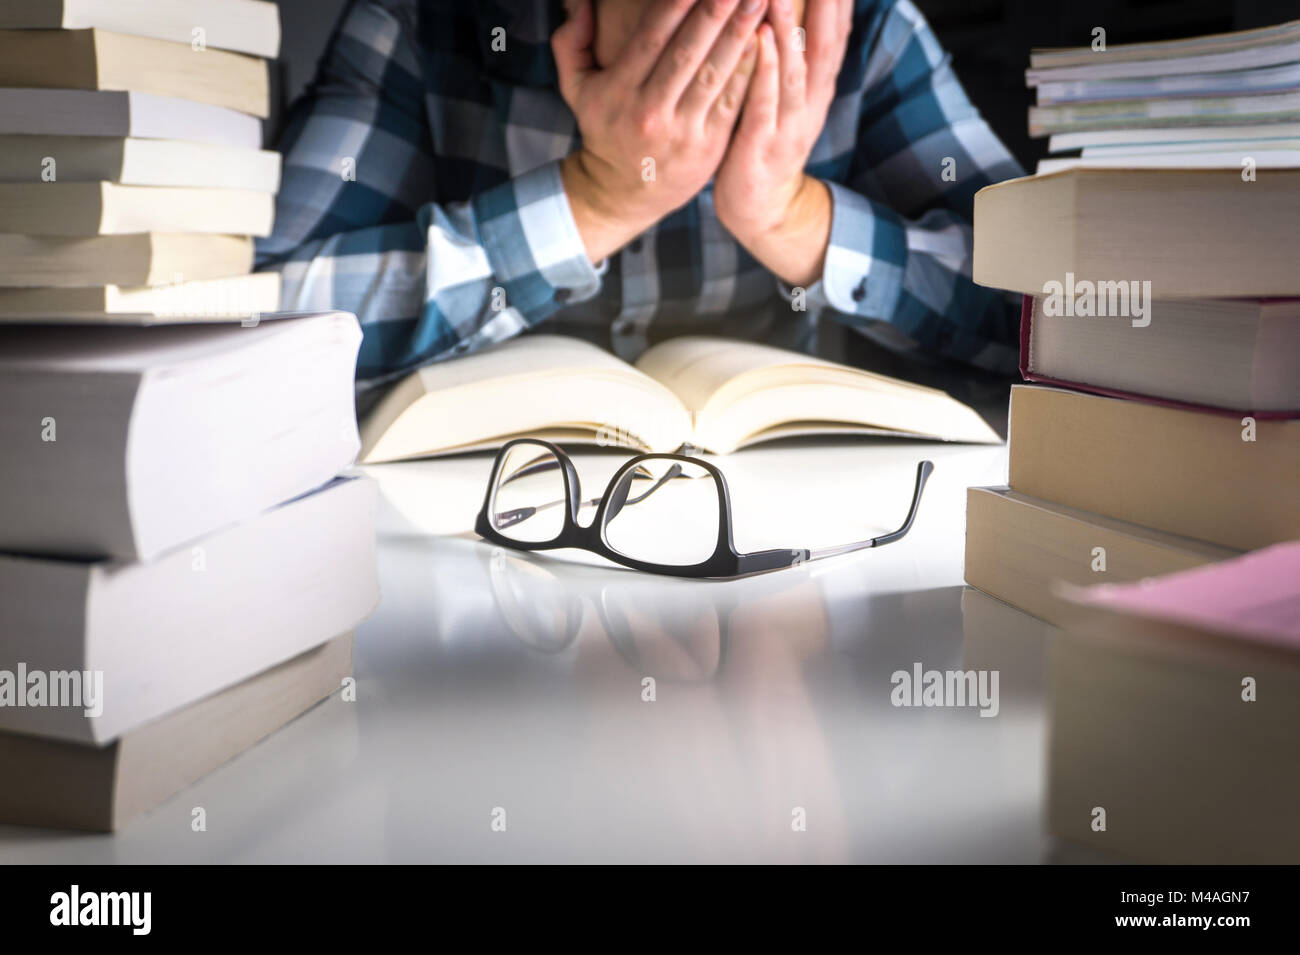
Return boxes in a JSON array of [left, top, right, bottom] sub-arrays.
[[484, 550, 731, 682], [475, 439, 934, 579]]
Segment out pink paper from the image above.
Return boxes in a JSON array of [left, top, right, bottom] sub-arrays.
[[1064, 541, 1300, 650]]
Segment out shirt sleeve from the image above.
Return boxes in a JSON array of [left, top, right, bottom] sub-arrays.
[[787, 0, 1026, 373], [255, 0, 604, 382]]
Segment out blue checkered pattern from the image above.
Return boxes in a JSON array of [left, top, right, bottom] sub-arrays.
[[256, 0, 1025, 381]]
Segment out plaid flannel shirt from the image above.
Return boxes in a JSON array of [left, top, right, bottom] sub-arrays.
[[256, 0, 1025, 382]]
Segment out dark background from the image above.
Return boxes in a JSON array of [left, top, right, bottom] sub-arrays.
[[271, 0, 1300, 170]]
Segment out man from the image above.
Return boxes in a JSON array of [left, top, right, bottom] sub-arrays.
[[257, 0, 1024, 385]]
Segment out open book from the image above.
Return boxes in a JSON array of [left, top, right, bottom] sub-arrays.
[[359, 335, 1000, 463]]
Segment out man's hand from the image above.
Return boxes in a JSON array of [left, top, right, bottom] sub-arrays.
[[713, 0, 852, 288], [554, 0, 768, 263]]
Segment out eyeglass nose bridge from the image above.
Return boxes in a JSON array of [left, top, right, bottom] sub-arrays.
[[604, 470, 636, 525]]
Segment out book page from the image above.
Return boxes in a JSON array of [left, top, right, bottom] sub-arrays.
[[413, 334, 644, 392], [633, 335, 998, 451], [361, 336, 691, 462], [634, 336, 912, 412]]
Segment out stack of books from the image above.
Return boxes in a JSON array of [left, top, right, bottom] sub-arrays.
[[1026, 19, 1300, 173], [0, 317, 377, 833], [964, 21, 1300, 626], [0, 0, 283, 320], [967, 21, 1300, 863], [0, 1, 378, 833]]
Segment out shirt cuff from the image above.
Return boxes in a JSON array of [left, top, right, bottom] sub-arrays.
[[470, 160, 606, 316], [816, 180, 907, 320]]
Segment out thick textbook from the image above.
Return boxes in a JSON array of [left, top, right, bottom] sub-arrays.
[[0, 0, 281, 58], [0, 272, 281, 320], [964, 486, 1236, 626], [973, 168, 1300, 298], [1006, 385, 1300, 551], [0, 135, 281, 191], [0, 478, 377, 744], [0, 182, 274, 236], [0, 88, 262, 149], [0, 634, 351, 832], [0, 233, 254, 288], [1019, 294, 1300, 415], [0, 312, 361, 560], [360, 334, 1000, 463], [0, 28, 270, 117]]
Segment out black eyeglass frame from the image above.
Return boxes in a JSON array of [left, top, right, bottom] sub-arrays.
[[475, 439, 934, 580]]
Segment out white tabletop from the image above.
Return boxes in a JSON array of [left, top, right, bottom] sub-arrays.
[[0, 427, 1091, 863]]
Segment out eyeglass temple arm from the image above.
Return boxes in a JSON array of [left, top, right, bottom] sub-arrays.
[[736, 460, 934, 573], [494, 494, 603, 529], [868, 458, 933, 547]]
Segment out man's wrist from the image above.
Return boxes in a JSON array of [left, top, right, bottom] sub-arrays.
[[561, 151, 656, 263], [728, 174, 820, 242], [727, 174, 832, 288]]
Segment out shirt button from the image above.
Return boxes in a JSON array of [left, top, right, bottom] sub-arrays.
[[851, 278, 868, 303], [555, 288, 571, 304]]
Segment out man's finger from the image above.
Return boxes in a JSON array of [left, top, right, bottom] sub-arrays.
[[552, 0, 598, 105], [805, 0, 849, 94], [733, 22, 779, 140], [609, 0, 706, 88], [707, 33, 760, 131], [768, 0, 805, 118], [681, 0, 768, 121], [642, 0, 744, 107]]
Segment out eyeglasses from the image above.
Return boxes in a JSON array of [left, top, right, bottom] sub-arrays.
[[475, 439, 934, 579]]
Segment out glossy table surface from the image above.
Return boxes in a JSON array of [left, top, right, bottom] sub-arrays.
[[0, 421, 1096, 863]]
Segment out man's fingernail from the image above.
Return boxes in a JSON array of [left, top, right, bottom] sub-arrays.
[[743, 0, 763, 13]]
